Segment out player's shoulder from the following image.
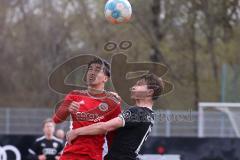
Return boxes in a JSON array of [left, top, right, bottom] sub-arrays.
[[121, 106, 138, 116], [127, 106, 139, 112], [125, 106, 149, 115], [106, 91, 121, 105], [52, 136, 63, 144], [68, 90, 88, 96], [35, 136, 45, 142]]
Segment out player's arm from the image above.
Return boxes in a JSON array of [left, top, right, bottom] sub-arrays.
[[52, 100, 70, 123], [55, 141, 64, 160], [52, 91, 77, 123], [27, 141, 38, 160], [66, 117, 124, 144], [27, 141, 45, 160], [106, 101, 122, 148], [27, 148, 39, 160]]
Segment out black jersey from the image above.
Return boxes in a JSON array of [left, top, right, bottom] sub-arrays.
[[104, 106, 154, 160], [27, 136, 63, 160]]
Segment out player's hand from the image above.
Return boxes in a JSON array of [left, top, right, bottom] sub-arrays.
[[55, 155, 60, 160], [38, 154, 46, 160], [68, 101, 81, 114], [110, 92, 121, 100], [66, 129, 78, 144]]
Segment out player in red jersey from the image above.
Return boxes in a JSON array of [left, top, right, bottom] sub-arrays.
[[52, 58, 121, 160]]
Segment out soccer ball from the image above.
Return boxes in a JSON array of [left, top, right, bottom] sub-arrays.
[[105, 0, 132, 24]]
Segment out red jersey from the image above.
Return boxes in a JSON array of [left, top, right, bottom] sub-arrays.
[[52, 90, 121, 160]]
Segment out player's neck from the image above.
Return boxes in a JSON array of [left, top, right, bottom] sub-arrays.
[[135, 99, 153, 110], [88, 84, 105, 94], [45, 134, 53, 140]]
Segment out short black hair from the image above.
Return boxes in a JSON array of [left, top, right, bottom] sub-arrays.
[[87, 58, 110, 77], [141, 74, 164, 100]]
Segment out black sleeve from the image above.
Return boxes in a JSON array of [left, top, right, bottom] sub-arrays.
[[57, 141, 64, 155], [119, 107, 139, 127], [27, 141, 40, 160]]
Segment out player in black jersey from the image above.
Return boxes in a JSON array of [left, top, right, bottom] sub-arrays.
[[28, 118, 63, 160], [66, 74, 172, 160]]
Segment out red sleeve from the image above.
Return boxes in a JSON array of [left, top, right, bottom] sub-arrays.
[[52, 92, 75, 123], [106, 102, 122, 148]]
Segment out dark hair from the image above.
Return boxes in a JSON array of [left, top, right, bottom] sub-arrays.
[[141, 74, 164, 100], [87, 58, 110, 77], [42, 118, 55, 128]]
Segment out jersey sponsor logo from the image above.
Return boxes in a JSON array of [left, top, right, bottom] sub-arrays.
[[53, 142, 58, 148], [0, 145, 21, 160], [41, 143, 46, 147], [43, 148, 57, 155], [93, 116, 104, 122], [98, 103, 109, 112], [76, 112, 99, 121]]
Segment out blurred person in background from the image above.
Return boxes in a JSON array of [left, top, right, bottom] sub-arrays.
[[55, 129, 65, 142], [27, 118, 63, 160]]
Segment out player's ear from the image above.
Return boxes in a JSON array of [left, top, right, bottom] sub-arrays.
[[147, 89, 154, 97], [103, 76, 108, 83]]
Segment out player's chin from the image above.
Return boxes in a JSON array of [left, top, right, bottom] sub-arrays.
[[131, 94, 138, 100], [87, 80, 98, 86]]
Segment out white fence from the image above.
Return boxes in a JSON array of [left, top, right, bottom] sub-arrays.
[[0, 107, 238, 137], [0, 108, 69, 135]]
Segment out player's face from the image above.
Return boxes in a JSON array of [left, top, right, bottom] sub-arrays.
[[130, 79, 153, 99], [86, 63, 108, 86], [56, 130, 65, 140], [43, 122, 55, 136]]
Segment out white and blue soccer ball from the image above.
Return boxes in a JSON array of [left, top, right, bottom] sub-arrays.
[[105, 0, 132, 24]]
